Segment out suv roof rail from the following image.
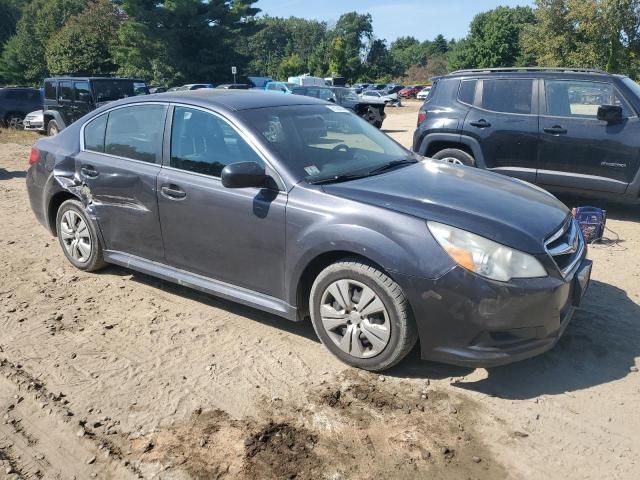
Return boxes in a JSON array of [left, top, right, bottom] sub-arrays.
[[449, 67, 607, 75]]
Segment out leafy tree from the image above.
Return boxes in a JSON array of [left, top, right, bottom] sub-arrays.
[[0, 0, 86, 84], [328, 36, 348, 77], [449, 6, 536, 70], [330, 12, 373, 80], [46, 0, 120, 76], [116, 0, 260, 85], [523, 0, 640, 75], [278, 53, 305, 79], [0, 0, 24, 50], [364, 38, 395, 81]]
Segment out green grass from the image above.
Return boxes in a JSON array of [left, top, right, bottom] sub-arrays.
[[0, 128, 40, 145]]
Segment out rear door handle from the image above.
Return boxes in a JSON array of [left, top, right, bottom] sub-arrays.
[[543, 125, 568, 135], [469, 119, 491, 128], [80, 165, 99, 178], [160, 184, 187, 200]]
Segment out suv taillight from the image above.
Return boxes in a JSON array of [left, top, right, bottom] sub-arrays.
[[417, 111, 426, 126], [28, 147, 40, 165]]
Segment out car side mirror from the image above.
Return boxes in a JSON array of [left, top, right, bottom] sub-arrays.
[[221, 161, 267, 189], [597, 105, 623, 124]]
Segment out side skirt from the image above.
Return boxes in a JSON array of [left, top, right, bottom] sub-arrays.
[[103, 250, 298, 321]]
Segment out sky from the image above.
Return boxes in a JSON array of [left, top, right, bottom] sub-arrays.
[[256, 0, 536, 42]]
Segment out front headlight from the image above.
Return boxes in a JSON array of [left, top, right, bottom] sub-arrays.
[[427, 221, 547, 282]]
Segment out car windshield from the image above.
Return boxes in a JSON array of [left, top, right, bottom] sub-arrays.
[[92, 80, 149, 102], [239, 105, 414, 184]]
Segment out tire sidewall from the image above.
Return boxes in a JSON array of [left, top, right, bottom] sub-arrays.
[[433, 148, 475, 167], [47, 120, 59, 136], [56, 200, 102, 271], [310, 264, 407, 371]]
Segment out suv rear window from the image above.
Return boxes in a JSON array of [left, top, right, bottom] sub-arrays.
[[481, 79, 533, 114], [458, 80, 477, 105]]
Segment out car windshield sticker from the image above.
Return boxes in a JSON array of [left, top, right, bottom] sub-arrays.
[[327, 105, 350, 113], [304, 165, 320, 176]]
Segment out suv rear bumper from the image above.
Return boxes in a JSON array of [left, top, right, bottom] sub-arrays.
[[397, 258, 592, 368]]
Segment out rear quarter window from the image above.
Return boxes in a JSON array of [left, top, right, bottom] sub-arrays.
[[458, 80, 477, 105], [84, 114, 107, 153]]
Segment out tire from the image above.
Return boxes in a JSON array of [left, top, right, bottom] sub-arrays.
[[4, 113, 24, 129], [47, 120, 59, 136], [431, 148, 475, 167], [310, 257, 417, 371], [55, 199, 106, 272]]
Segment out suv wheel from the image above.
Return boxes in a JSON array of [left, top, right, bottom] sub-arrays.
[[432, 148, 475, 167], [56, 199, 106, 272], [310, 258, 417, 371], [4, 114, 23, 129], [47, 120, 59, 136]]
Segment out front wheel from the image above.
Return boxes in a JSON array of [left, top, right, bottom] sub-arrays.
[[310, 258, 417, 371], [47, 120, 59, 136], [431, 148, 475, 167]]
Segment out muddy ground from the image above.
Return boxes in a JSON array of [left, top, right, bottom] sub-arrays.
[[0, 102, 639, 479]]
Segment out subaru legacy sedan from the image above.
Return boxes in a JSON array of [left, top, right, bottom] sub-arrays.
[[26, 90, 592, 371]]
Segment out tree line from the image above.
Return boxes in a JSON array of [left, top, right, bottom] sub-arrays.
[[0, 0, 639, 87]]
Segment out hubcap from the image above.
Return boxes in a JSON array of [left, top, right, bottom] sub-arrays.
[[60, 211, 92, 263], [319, 279, 391, 359]]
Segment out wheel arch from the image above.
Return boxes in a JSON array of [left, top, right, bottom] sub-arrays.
[[47, 191, 80, 236], [294, 251, 394, 322], [418, 133, 487, 168]]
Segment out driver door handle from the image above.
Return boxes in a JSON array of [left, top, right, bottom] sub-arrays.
[[160, 184, 187, 200], [543, 125, 568, 135], [80, 165, 99, 178], [469, 119, 491, 128]]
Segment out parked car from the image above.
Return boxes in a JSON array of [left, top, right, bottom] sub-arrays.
[[416, 86, 431, 100], [292, 85, 387, 128], [182, 83, 214, 90], [246, 76, 274, 90], [43, 77, 149, 135], [0, 87, 43, 128], [352, 83, 370, 94], [382, 85, 404, 96], [265, 81, 297, 94], [413, 67, 640, 203], [149, 87, 167, 94], [360, 90, 401, 106], [26, 90, 591, 371], [399, 85, 425, 99], [217, 84, 250, 90], [23, 109, 45, 132]]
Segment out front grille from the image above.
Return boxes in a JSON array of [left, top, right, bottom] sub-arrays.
[[545, 217, 584, 277]]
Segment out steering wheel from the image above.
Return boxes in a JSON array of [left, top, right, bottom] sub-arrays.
[[332, 143, 351, 154]]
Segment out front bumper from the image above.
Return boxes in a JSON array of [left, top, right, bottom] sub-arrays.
[[398, 258, 592, 368], [24, 120, 44, 132]]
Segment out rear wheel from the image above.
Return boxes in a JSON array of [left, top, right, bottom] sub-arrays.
[[4, 113, 24, 129], [432, 148, 475, 167], [310, 258, 417, 371], [56, 199, 106, 272], [47, 120, 59, 136]]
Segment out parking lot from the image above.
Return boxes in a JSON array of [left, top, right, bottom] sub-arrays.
[[1, 102, 639, 479]]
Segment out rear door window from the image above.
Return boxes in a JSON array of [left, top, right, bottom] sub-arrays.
[[60, 81, 73, 102], [480, 79, 533, 114], [104, 104, 166, 163], [74, 81, 91, 103]]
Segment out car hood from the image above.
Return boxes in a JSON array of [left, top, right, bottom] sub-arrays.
[[322, 160, 569, 254]]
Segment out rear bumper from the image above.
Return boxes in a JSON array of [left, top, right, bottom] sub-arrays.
[[397, 258, 592, 368]]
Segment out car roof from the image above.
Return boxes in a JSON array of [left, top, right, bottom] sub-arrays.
[[442, 68, 625, 81], [125, 89, 329, 111], [44, 77, 145, 82]]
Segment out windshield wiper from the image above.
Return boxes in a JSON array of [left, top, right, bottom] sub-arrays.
[[366, 158, 419, 175], [308, 173, 371, 185]]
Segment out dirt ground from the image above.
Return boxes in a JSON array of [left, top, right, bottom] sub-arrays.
[[0, 102, 639, 479]]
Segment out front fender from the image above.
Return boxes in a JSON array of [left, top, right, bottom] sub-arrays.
[[284, 187, 455, 307]]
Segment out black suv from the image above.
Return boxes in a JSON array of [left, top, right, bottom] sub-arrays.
[[43, 77, 149, 135], [413, 68, 640, 203], [0, 87, 43, 128]]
